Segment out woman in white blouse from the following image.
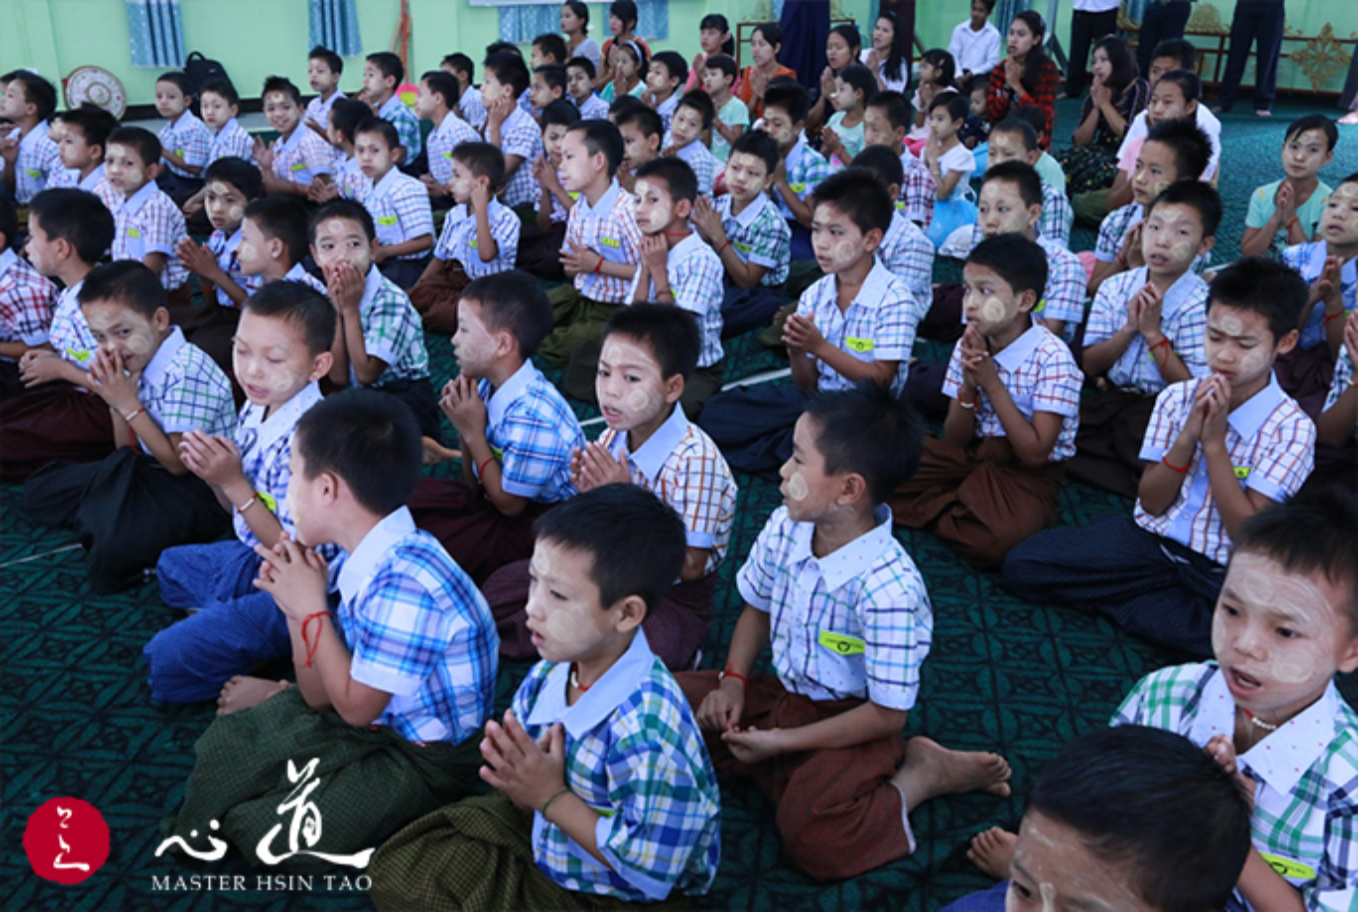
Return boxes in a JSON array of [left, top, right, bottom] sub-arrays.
[[949, 0, 1002, 91], [860, 12, 910, 94]]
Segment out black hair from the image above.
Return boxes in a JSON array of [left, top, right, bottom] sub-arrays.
[[1151, 179, 1223, 239], [700, 14, 735, 58], [849, 143, 904, 194], [310, 199, 375, 244], [836, 65, 878, 107], [568, 119, 626, 175], [78, 260, 168, 319], [452, 141, 507, 190], [608, 94, 649, 121], [829, 24, 862, 59], [803, 383, 924, 503], [609, 0, 639, 33], [420, 70, 462, 110], [762, 83, 811, 126], [729, 129, 780, 174], [534, 63, 568, 95], [873, 12, 910, 85], [991, 116, 1039, 152], [1143, 119, 1213, 181], [105, 126, 161, 169], [533, 484, 687, 613], [867, 90, 913, 133], [204, 156, 264, 202], [811, 168, 894, 236], [608, 40, 648, 80], [57, 106, 117, 152], [485, 41, 520, 60], [1206, 256, 1307, 341], [354, 116, 402, 152], [262, 75, 303, 106], [1151, 38, 1198, 71], [1155, 69, 1201, 105], [365, 51, 405, 87], [705, 54, 739, 85], [7, 71, 57, 121], [975, 0, 998, 12], [309, 45, 344, 75], [541, 98, 582, 129], [533, 33, 569, 64], [1013, 103, 1047, 138], [1340, 172, 1358, 186], [0, 197, 13, 251], [242, 279, 336, 355], [329, 98, 373, 143], [563, 1, 591, 32], [1285, 113, 1339, 153], [636, 156, 697, 206], [484, 51, 531, 99], [920, 48, 956, 89], [460, 271, 555, 361], [677, 89, 715, 130], [1233, 491, 1357, 626], [603, 303, 700, 381], [652, 51, 689, 86], [442, 52, 475, 82], [198, 77, 239, 107], [244, 196, 312, 264], [964, 232, 1048, 302], [27, 189, 116, 265], [294, 388, 421, 516], [155, 70, 195, 99], [1092, 35, 1139, 92], [615, 104, 663, 142], [567, 55, 597, 81], [969, 74, 991, 96], [1012, 10, 1049, 91], [929, 90, 970, 123], [752, 23, 784, 54], [983, 159, 1043, 209], [1028, 726, 1251, 912]]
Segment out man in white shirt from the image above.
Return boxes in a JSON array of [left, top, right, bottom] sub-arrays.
[[949, 0, 1003, 90]]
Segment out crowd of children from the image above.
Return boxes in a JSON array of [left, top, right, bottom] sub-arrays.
[[0, 2, 1357, 908]]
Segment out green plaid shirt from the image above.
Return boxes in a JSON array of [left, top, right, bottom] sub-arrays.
[[355, 266, 430, 388], [1113, 662, 1358, 912]]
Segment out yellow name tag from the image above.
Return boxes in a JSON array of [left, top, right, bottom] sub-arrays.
[[442, 150, 453, 158], [1032, 298, 1047, 314], [846, 336, 874, 354], [175, 149, 186, 157], [789, 182, 806, 194], [735, 242, 753, 253], [1260, 853, 1315, 881], [1234, 466, 1251, 480], [257, 491, 278, 512], [819, 631, 866, 656], [25, 167, 42, 178], [569, 191, 581, 200], [377, 215, 399, 227], [66, 347, 92, 364], [127, 228, 142, 238], [601, 236, 621, 249], [290, 162, 308, 172], [895, 200, 906, 212], [469, 238, 480, 248]]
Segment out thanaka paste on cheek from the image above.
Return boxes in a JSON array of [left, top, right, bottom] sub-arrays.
[[981, 296, 1007, 323], [644, 205, 671, 233], [785, 471, 809, 502]]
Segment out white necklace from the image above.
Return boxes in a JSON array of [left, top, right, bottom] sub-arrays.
[[1243, 708, 1279, 732]]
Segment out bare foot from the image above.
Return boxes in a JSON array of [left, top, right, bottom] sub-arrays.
[[217, 676, 289, 715], [891, 736, 1012, 813], [422, 436, 462, 466], [967, 826, 1018, 880]]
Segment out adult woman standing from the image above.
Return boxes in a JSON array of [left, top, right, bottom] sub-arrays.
[[736, 25, 796, 116], [561, 2, 600, 73], [860, 12, 910, 94], [1057, 36, 1149, 196], [984, 10, 1060, 149]]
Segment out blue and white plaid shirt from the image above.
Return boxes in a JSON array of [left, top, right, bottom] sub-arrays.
[[514, 629, 722, 901], [283, 262, 328, 295], [1038, 183, 1074, 246], [207, 118, 255, 166], [563, 180, 642, 304], [712, 192, 791, 286], [674, 139, 719, 200], [46, 164, 105, 192], [205, 227, 264, 308], [47, 280, 96, 370], [460, 85, 487, 129], [137, 327, 237, 449], [488, 105, 544, 208], [1096, 201, 1213, 275], [478, 359, 584, 503], [0, 249, 56, 348], [796, 259, 919, 395], [738, 504, 932, 709], [7, 124, 63, 203], [575, 93, 610, 121], [304, 91, 340, 135], [355, 167, 434, 260], [1036, 238, 1087, 330], [426, 110, 481, 187], [354, 266, 430, 387], [631, 231, 725, 367], [434, 199, 521, 277], [231, 382, 323, 547], [1283, 241, 1358, 350], [878, 210, 935, 320], [377, 94, 422, 166], [271, 125, 334, 186], [899, 147, 935, 228], [330, 506, 499, 745], [1084, 267, 1210, 392], [771, 137, 832, 222], [159, 111, 212, 178], [108, 180, 190, 290], [1322, 341, 1355, 415]]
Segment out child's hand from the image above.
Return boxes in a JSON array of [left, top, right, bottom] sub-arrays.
[[720, 726, 786, 765], [690, 196, 725, 247], [182, 194, 205, 217], [18, 349, 66, 386], [177, 237, 221, 279], [570, 442, 632, 492], [819, 66, 836, 100], [439, 375, 488, 441], [485, 96, 513, 129], [1177, 375, 1214, 445], [252, 136, 274, 172], [1119, 222, 1146, 271], [819, 126, 841, 158], [532, 156, 559, 191], [478, 711, 567, 812], [1198, 373, 1231, 447], [1273, 180, 1296, 226], [640, 233, 669, 273], [696, 679, 746, 732], [178, 429, 245, 488], [470, 177, 492, 210], [1204, 734, 1257, 809], [1132, 282, 1163, 343], [87, 348, 141, 413], [253, 535, 330, 621], [1310, 256, 1344, 307], [307, 179, 340, 203], [962, 347, 1000, 392], [559, 242, 602, 275], [781, 312, 823, 354], [325, 260, 366, 314]]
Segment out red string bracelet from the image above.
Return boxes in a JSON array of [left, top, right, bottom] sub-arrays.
[[1162, 453, 1192, 473], [477, 456, 497, 484], [1322, 309, 1345, 329], [301, 611, 332, 667], [1148, 336, 1172, 369], [593, 254, 605, 275], [720, 667, 748, 688]]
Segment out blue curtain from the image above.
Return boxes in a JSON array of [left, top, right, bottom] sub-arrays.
[[779, 0, 830, 89], [125, 0, 185, 67], [996, 0, 1032, 34], [499, 2, 669, 47], [309, 0, 362, 57], [635, 0, 668, 42]]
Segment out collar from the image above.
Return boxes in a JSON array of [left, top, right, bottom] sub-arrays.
[[59, 278, 85, 311], [78, 164, 105, 192], [524, 628, 656, 738], [847, 259, 897, 312], [725, 192, 769, 228], [336, 506, 417, 603], [784, 136, 811, 169], [1226, 377, 1288, 441], [121, 179, 160, 214], [370, 164, 402, 198], [587, 179, 623, 218], [669, 230, 706, 262], [238, 381, 323, 454], [377, 95, 404, 118], [486, 358, 538, 428], [217, 226, 244, 257], [1156, 268, 1203, 316], [285, 262, 311, 283], [278, 121, 306, 154], [605, 402, 689, 483], [0, 248, 15, 278], [141, 325, 187, 390], [439, 109, 459, 133], [881, 209, 913, 247], [219, 117, 241, 137], [359, 264, 384, 308], [992, 323, 1046, 373], [168, 110, 193, 132], [678, 139, 707, 160], [783, 505, 896, 590]]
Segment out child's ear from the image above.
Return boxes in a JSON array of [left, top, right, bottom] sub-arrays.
[[153, 306, 171, 332], [887, 182, 900, 200], [494, 327, 519, 359], [892, 126, 907, 142], [662, 372, 686, 405], [862, 227, 884, 254], [1274, 328, 1300, 357], [1028, 202, 1043, 226], [1026, 149, 1041, 165], [836, 469, 868, 507], [146, 161, 162, 180], [309, 351, 334, 382], [370, 237, 383, 257], [1198, 234, 1217, 257], [388, 145, 404, 165], [612, 593, 648, 633], [647, 134, 661, 154], [673, 194, 692, 221], [1015, 287, 1039, 315]]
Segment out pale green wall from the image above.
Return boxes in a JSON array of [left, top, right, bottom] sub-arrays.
[[0, 0, 1355, 109]]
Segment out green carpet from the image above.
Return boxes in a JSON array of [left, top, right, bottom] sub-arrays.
[[2, 98, 1356, 911]]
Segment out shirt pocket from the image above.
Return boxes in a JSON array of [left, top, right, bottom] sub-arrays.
[[813, 629, 867, 695], [598, 234, 629, 264], [123, 226, 147, 261], [374, 213, 403, 245]]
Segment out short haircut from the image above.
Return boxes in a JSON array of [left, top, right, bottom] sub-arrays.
[[329, 98, 372, 143], [354, 116, 401, 151], [636, 156, 697, 205], [867, 90, 913, 133], [262, 75, 303, 106], [762, 83, 811, 125], [1152, 38, 1197, 70], [533, 32, 569, 63], [1151, 179, 1222, 238], [1232, 491, 1357, 626], [567, 55, 597, 81], [57, 106, 117, 151], [1143, 119, 1213, 181], [802, 384, 924, 503], [28, 188, 116, 264], [1013, 103, 1047, 137], [929, 90, 970, 122], [616, 105, 663, 142], [1156, 68, 1201, 103], [568, 119, 626, 175], [365, 51, 405, 86], [293, 389, 421, 516], [1206, 256, 1307, 341], [310, 199, 375, 244], [969, 74, 991, 96], [442, 52, 474, 81], [452, 141, 506, 190], [603, 303, 700, 382], [242, 279, 336, 355], [420, 70, 462, 109], [836, 64, 878, 105], [729, 128, 780, 173], [811, 168, 894, 236], [982, 159, 1043, 209], [309, 45, 344, 75], [677, 89, 715, 130], [652, 51, 689, 86], [991, 116, 1039, 152], [78, 260, 168, 319], [105, 126, 161, 169], [204, 157, 264, 201], [1340, 172, 1359, 187], [849, 144, 903, 193], [540, 98, 582, 129], [534, 63, 568, 94], [1029, 726, 1251, 912], [608, 94, 649, 121], [965, 232, 1048, 301], [1285, 113, 1338, 152], [198, 77, 239, 107], [460, 271, 555, 360], [156, 70, 194, 97], [485, 41, 520, 60], [244, 195, 312, 264], [532, 484, 687, 613], [705, 54, 739, 84], [8, 70, 58, 121], [0, 197, 12, 251], [484, 51, 531, 98]]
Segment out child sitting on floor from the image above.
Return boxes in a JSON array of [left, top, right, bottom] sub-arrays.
[[680, 385, 1012, 882], [848, 145, 935, 321], [364, 51, 423, 169], [153, 71, 211, 207], [253, 76, 335, 200], [1241, 114, 1337, 259], [180, 80, 255, 233], [237, 196, 325, 293], [819, 64, 874, 167], [482, 51, 546, 216], [644, 51, 687, 129], [416, 69, 480, 205], [703, 55, 749, 163], [303, 45, 343, 140], [99, 126, 192, 305], [922, 91, 977, 249], [161, 389, 498, 870], [567, 56, 609, 121], [519, 99, 580, 282], [47, 106, 114, 193], [862, 90, 934, 229], [0, 197, 57, 397], [760, 83, 831, 284], [668, 90, 720, 201], [980, 117, 1073, 246], [370, 483, 722, 910], [343, 118, 434, 290], [0, 70, 62, 204], [613, 103, 662, 194]]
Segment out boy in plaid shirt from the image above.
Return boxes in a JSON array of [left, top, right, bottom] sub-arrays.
[[23, 262, 236, 593], [1071, 180, 1220, 498], [410, 272, 584, 586], [372, 484, 721, 909], [180, 78, 255, 234], [667, 90, 720, 201], [236, 196, 325, 295], [482, 52, 546, 216], [517, 99, 580, 282], [153, 71, 212, 206], [980, 118, 1073, 245], [364, 52, 422, 168], [0, 71, 62, 204], [892, 234, 1082, 569], [343, 118, 434, 290], [682, 386, 1011, 882], [863, 91, 934, 229], [303, 45, 343, 141], [849, 146, 935, 318], [1005, 257, 1316, 657], [415, 69, 479, 206], [47, 107, 113, 193], [0, 197, 57, 397], [254, 76, 335, 200], [162, 389, 498, 871], [760, 83, 832, 288], [96, 126, 192, 303]]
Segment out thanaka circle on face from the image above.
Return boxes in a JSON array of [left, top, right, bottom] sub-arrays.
[[981, 296, 1006, 323], [452, 298, 500, 368], [232, 310, 323, 410], [596, 337, 668, 432], [784, 471, 809, 502]]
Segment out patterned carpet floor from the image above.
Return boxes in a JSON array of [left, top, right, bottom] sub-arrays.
[[2, 97, 1356, 911]]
